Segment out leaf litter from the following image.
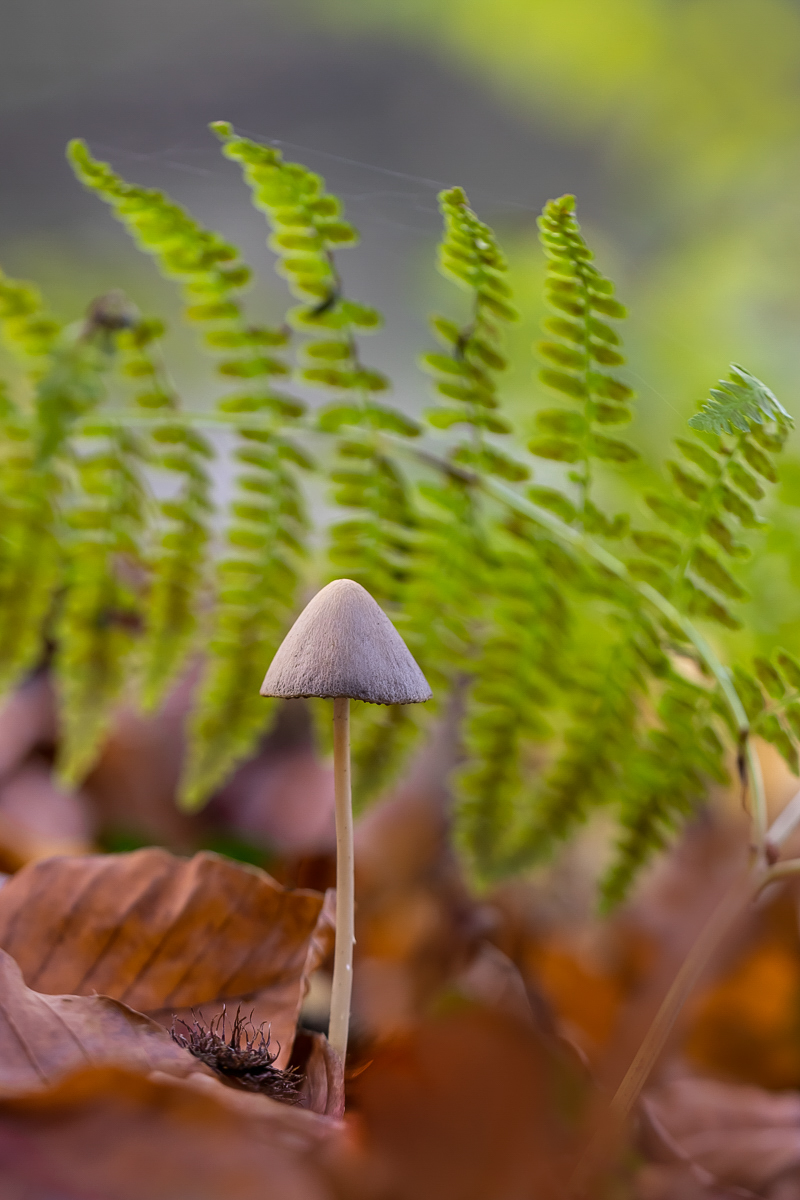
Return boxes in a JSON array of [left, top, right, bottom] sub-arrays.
[[0, 719, 798, 1196]]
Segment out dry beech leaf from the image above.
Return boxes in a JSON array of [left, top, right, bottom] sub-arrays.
[[0, 761, 94, 871], [162, 1067, 340, 1137], [641, 1075, 800, 1196], [685, 892, 800, 1089], [84, 674, 201, 850], [0, 1065, 333, 1200], [289, 1029, 345, 1118], [0, 949, 204, 1094], [0, 848, 326, 1063], [487, 810, 752, 1078], [335, 1006, 581, 1200], [0, 673, 57, 777]]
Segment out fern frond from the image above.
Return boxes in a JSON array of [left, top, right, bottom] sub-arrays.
[[351, 701, 419, 814], [458, 522, 569, 878], [727, 649, 800, 776], [394, 188, 526, 815], [0, 276, 112, 699], [0, 269, 61, 362], [30, 135, 790, 907], [0, 398, 59, 694], [213, 122, 418, 607], [68, 140, 253, 334], [211, 123, 427, 804], [55, 416, 147, 783], [422, 188, 522, 463], [69, 140, 311, 798], [688, 364, 791, 435], [631, 365, 791, 631], [600, 678, 726, 908], [180, 430, 310, 809], [532, 195, 636, 532], [508, 614, 658, 867], [117, 318, 214, 711], [409, 186, 524, 659]]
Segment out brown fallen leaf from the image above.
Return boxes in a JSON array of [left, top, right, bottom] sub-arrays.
[[487, 806, 752, 1082], [0, 1064, 334, 1200], [0, 948, 203, 1094], [684, 890, 800, 1090], [0, 760, 94, 871], [332, 1006, 582, 1200], [639, 1074, 800, 1198], [0, 672, 57, 778], [290, 1029, 345, 1118], [84, 670, 204, 851], [0, 847, 327, 1064]]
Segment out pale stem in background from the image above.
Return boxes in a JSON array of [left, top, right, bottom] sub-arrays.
[[766, 784, 800, 848], [329, 696, 354, 1062], [746, 740, 768, 852], [570, 788, 800, 1196]]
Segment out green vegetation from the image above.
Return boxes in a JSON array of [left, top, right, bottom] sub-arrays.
[[0, 124, 794, 905]]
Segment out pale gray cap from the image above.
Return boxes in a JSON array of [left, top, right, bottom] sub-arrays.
[[260, 579, 432, 705]]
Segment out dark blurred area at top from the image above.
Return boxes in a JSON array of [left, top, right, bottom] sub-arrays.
[[0, 0, 598, 227]]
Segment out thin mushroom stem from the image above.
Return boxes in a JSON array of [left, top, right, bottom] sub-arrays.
[[329, 695, 354, 1063]]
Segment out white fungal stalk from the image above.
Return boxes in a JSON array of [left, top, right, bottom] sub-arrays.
[[329, 696, 354, 1059], [260, 579, 431, 1075]]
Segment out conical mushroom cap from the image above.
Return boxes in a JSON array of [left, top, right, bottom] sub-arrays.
[[260, 579, 432, 705]]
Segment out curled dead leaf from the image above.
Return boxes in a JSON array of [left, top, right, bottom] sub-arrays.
[[0, 848, 327, 1064], [0, 949, 203, 1094], [0, 1065, 334, 1200], [290, 1029, 345, 1118], [685, 892, 800, 1089], [640, 1075, 800, 1198], [333, 1006, 582, 1200]]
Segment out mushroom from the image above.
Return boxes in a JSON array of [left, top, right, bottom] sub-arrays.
[[260, 578, 431, 1062]]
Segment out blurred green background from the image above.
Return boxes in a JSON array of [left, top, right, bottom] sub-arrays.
[[3, 0, 800, 647]]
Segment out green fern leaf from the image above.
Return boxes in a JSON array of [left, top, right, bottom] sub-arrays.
[[534, 194, 635, 529], [688, 365, 791, 435]]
